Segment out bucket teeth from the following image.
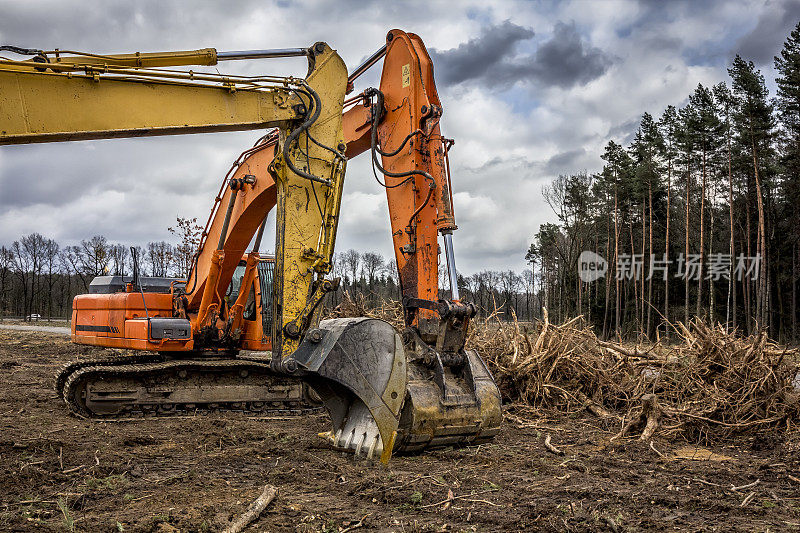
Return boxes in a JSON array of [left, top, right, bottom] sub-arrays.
[[322, 401, 385, 459], [355, 433, 366, 455], [366, 434, 380, 460], [321, 422, 385, 460]]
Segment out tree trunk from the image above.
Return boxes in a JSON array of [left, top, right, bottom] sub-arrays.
[[697, 146, 706, 319], [614, 175, 620, 338], [751, 132, 768, 331], [709, 179, 715, 323], [665, 158, 672, 337], [629, 219, 638, 337], [727, 130, 736, 332], [685, 158, 691, 325], [641, 201, 646, 339], [647, 181, 654, 339], [603, 209, 611, 338], [793, 242, 797, 342]]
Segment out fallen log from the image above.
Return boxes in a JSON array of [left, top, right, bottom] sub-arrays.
[[223, 484, 277, 533]]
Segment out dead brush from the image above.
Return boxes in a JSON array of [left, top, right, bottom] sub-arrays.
[[649, 320, 800, 441], [324, 292, 404, 330], [470, 308, 655, 418], [475, 309, 800, 443]]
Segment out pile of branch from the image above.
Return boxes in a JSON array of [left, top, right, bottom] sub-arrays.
[[324, 293, 404, 329], [475, 311, 799, 442], [646, 321, 799, 440], [322, 297, 799, 442]]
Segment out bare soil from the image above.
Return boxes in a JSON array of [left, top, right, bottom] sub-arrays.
[[1, 329, 799, 532]]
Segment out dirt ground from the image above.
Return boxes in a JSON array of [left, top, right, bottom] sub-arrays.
[[1, 329, 799, 532]]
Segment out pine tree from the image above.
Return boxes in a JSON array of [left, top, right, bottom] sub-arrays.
[[729, 55, 775, 331], [775, 22, 800, 340], [658, 105, 679, 335], [629, 113, 664, 337], [713, 82, 737, 331], [687, 84, 723, 320], [601, 141, 632, 337]]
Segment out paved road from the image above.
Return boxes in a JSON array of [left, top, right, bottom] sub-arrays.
[[0, 324, 70, 335]]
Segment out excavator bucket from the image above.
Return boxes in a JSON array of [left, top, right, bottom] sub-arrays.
[[289, 317, 502, 462]]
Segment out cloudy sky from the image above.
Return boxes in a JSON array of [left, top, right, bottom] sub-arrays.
[[1, 0, 798, 275]]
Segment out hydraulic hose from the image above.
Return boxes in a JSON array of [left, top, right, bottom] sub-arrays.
[[282, 82, 333, 186], [367, 89, 436, 190]]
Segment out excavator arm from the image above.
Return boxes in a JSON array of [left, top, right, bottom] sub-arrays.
[[281, 30, 501, 460]]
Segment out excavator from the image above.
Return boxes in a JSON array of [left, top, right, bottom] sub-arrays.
[[0, 30, 501, 462]]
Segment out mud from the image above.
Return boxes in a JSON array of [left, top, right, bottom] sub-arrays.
[[0, 329, 799, 532]]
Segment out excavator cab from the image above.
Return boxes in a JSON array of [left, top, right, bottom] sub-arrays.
[[228, 256, 278, 352], [226, 260, 258, 323]]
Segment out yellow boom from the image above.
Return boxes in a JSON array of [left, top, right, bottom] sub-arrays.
[[0, 46, 313, 143]]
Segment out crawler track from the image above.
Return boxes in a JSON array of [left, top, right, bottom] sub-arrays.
[[56, 356, 321, 419]]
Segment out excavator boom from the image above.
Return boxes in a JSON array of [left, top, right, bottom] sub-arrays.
[[300, 30, 501, 458], [0, 46, 310, 144]]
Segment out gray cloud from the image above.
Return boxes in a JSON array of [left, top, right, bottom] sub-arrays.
[[430, 21, 534, 86], [606, 119, 640, 146], [530, 22, 613, 87], [430, 20, 612, 89], [735, 0, 800, 64], [544, 148, 586, 175], [0, 136, 232, 209]]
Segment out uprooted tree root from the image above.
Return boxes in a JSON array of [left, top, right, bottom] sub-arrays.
[[323, 299, 799, 443], [474, 310, 800, 443]]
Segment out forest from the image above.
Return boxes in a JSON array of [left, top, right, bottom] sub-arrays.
[[3, 24, 800, 345], [527, 22, 800, 342]]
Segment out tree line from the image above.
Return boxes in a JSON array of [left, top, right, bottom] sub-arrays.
[[0, 218, 201, 319], [0, 219, 543, 323], [328, 249, 537, 323], [526, 23, 800, 342]]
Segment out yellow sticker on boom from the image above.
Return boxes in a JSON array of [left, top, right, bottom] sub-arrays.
[[401, 64, 411, 88]]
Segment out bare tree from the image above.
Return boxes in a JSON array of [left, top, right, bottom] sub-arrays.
[[147, 241, 174, 277], [13, 233, 47, 320], [361, 252, 385, 292], [79, 236, 112, 277], [168, 216, 203, 278], [42, 238, 60, 319], [0, 246, 13, 317], [110, 244, 129, 276], [341, 249, 360, 296]]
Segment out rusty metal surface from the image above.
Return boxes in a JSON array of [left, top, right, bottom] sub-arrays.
[[290, 317, 501, 462], [395, 349, 502, 453], [272, 42, 348, 363]]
